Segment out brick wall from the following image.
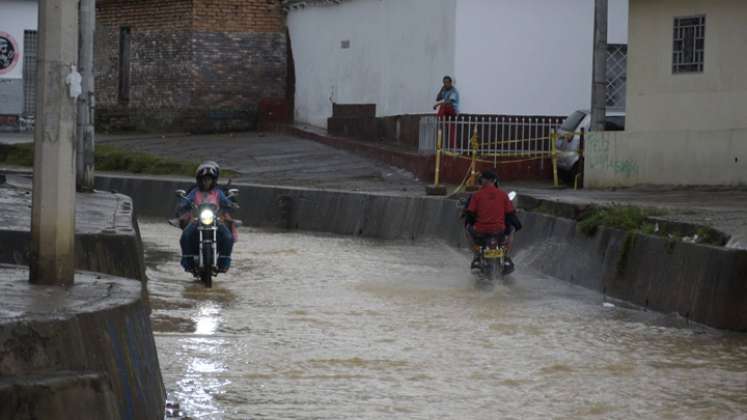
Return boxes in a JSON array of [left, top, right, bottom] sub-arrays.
[[96, 0, 194, 131], [189, 0, 287, 132], [189, 31, 287, 132], [95, 0, 287, 133], [193, 0, 284, 33]]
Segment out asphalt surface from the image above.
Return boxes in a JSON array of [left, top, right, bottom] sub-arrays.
[[96, 132, 423, 193]]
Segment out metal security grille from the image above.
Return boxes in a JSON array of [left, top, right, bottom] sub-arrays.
[[22, 30, 38, 115], [606, 44, 627, 110], [673, 15, 706, 73]]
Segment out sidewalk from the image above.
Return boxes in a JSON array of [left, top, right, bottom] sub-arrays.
[[508, 183, 747, 249]]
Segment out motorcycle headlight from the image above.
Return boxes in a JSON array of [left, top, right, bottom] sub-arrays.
[[199, 209, 215, 226]]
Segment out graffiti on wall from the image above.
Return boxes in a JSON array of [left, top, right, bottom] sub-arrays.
[[0, 32, 20, 76], [587, 133, 639, 178]]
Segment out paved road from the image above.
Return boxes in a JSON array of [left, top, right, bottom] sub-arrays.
[[97, 132, 423, 194]]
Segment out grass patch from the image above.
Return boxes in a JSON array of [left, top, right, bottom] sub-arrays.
[[0, 143, 239, 178], [0, 143, 34, 166], [577, 205, 664, 237]]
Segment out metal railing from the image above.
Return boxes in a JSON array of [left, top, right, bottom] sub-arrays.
[[437, 115, 563, 159], [425, 115, 568, 194]]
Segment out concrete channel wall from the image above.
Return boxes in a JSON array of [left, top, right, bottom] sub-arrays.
[[0, 177, 163, 419], [96, 175, 747, 331], [0, 268, 165, 420], [0, 189, 146, 282]]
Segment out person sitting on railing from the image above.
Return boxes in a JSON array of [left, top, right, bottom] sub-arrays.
[[434, 75, 459, 146], [434, 75, 460, 115]]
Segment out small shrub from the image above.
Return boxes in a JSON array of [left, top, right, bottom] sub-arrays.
[[577, 205, 665, 237]]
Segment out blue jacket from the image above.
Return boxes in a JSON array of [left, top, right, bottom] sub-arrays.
[[436, 87, 460, 112]]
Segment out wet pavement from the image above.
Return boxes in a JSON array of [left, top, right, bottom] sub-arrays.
[[0, 175, 136, 235], [142, 220, 747, 420], [510, 183, 747, 250], [97, 132, 422, 193]]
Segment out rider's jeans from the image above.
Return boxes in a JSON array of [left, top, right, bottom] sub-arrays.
[[180, 223, 234, 271]]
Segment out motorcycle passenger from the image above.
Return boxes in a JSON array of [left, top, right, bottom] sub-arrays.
[[177, 162, 236, 273], [463, 171, 518, 270]]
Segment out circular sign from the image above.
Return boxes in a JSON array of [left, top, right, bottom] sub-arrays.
[[0, 32, 21, 76]]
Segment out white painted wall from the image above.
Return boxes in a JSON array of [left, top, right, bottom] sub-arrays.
[[454, 0, 628, 116], [288, 0, 456, 128], [0, 0, 38, 79]]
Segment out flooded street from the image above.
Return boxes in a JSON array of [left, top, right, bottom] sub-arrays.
[[141, 220, 747, 420]]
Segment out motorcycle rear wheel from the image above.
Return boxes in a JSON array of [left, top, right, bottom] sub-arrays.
[[485, 259, 498, 282]]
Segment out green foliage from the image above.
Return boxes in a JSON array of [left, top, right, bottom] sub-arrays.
[[0, 144, 34, 167], [0, 144, 238, 178], [577, 205, 663, 236]]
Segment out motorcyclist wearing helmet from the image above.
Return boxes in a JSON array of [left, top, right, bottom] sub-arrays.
[[463, 170, 521, 270], [177, 162, 236, 273]]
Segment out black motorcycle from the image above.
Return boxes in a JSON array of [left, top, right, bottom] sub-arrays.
[[171, 188, 239, 288]]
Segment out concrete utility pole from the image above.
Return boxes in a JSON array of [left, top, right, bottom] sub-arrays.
[[590, 0, 608, 132], [77, 0, 96, 191], [30, 0, 80, 285]]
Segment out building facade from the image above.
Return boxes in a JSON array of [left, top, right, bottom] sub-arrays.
[[0, 0, 38, 131], [96, 0, 289, 132], [285, 0, 629, 128], [586, 0, 747, 186], [0, 0, 289, 133]]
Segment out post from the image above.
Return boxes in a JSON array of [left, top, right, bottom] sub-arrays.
[[425, 129, 447, 196], [465, 127, 480, 191], [551, 129, 559, 188], [590, 0, 608, 131], [30, 0, 80, 285], [434, 130, 443, 187], [575, 128, 586, 190], [77, 0, 95, 191]]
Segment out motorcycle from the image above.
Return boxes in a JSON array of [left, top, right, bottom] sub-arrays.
[[170, 187, 240, 288], [459, 191, 518, 283]]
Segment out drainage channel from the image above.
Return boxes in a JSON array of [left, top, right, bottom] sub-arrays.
[[140, 220, 747, 420]]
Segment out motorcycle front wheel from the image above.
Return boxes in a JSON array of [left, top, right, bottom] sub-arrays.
[[201, 268, 213, 288]]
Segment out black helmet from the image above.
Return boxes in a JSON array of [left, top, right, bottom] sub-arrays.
[[480, 170, 497, 182], [195, 161, 220, 182]]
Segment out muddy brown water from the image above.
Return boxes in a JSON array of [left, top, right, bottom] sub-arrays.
[[141, 221, 747, 420]]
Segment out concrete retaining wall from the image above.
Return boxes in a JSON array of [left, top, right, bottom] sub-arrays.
[[0, 229, 146, 282], [97, 174, 747, 331], [0, 268, 165, 420]]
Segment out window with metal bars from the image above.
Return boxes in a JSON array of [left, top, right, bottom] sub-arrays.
[[23, 30, 38, 115], [673, 15, 705, 74], [606, 44, 627, 110]]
